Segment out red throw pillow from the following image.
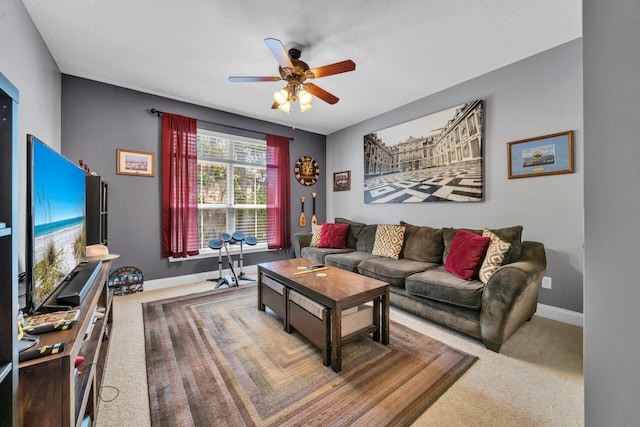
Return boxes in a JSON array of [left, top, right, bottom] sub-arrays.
[[444, 229, 491, 281], [317, 223, 350, 249]]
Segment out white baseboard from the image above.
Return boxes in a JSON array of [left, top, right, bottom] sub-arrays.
[[144, 265, 258, 292], [536, 303, 583, 327]]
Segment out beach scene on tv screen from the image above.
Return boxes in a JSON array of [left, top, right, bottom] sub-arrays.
[[33, 142, 86, 308]]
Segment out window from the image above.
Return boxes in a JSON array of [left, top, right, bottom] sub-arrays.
[[197, 129, 267, 251]]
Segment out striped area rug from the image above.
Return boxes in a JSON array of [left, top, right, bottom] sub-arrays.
[[143, 285, 476, 426]]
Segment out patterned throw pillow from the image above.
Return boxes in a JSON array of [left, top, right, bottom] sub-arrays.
[[372, 224, 406, 260], [478, 229, 512, 284], [310, 223, 322, 247]]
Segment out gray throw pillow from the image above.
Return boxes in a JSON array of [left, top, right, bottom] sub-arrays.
[[356, 225, 378, 253], [489, 226, 523, 263], [399, 221, 444, 263], [335, 217, 366, 249]]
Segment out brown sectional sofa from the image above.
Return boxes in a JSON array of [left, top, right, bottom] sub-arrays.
[[292, 218, 547, 352]]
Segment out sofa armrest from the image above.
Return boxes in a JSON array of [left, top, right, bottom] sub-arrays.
[[292, 232, 313, 258], [480, 241, 546, 351]]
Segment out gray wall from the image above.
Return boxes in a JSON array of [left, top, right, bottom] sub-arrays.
[[583, 0, 640, 424], [0, 0, 62, 272], [327, 39, 584, 313], [61, 76, 326, 280]]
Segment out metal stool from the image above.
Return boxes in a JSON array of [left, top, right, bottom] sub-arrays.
[[232, 232, 257, 281], [208, 235, 237, 288]]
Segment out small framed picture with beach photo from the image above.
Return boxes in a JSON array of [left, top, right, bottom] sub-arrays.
[[117, 149, 155, 177], [507, 130, 574, 179]]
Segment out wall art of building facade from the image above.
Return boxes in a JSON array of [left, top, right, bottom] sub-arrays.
[[363, 99, 483, 203]]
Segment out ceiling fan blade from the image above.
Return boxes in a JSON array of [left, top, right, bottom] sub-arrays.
[[304, 82, 340, 105], [229, 76, 281, 83], [264, 38, 294, 69], [308, 60, 356, 79], [271, 101, 279, 109]]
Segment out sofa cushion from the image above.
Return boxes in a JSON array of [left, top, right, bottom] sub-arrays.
[[443, 225, 523, 264], [318, 223, 350, 249], [335, 217, 366, 249], [405, 266, 485, 310], [372, 224, 406, 260], [478, 229, 511, 284], [444, 230, 490, 281], [310, 222, 322, 247], [300, 246, 354, 264], [357, 257, 438, 287], [325, 251, 382, 272], [399, 221, 444, 263], [355, 224, 378, 252]]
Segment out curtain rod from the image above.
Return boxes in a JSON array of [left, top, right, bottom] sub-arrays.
[[149, 108, 294, 141]]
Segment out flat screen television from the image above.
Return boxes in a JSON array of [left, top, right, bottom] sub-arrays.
[[26, 135, 87, 314]]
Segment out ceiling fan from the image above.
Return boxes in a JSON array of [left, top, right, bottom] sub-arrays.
[[229, 38, 356, 113]]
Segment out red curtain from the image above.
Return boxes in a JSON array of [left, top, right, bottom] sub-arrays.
[[266, 134, 291, 249], [161, 113, 200, 258]]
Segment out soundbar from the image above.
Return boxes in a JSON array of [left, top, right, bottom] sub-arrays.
[[56, 260, 103, 307]]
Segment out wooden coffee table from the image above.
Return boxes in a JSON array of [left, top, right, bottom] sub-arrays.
[[258, 258, 389, 372]]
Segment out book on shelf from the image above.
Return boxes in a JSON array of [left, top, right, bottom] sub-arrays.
[[22, 309, 80, 334], [0, 221, 6, 228]]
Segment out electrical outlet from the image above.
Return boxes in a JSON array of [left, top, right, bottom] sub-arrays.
[[233, 260, 238, 269], [541, 276, 552, 289]]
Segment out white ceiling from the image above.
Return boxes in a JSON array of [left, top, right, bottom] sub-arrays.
[[22, 0, 581, 135]]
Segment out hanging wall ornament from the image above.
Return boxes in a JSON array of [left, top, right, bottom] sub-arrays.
[[311, 192, 317, 224], [299, 196, 306, 227], [294, 155, 319, 186]]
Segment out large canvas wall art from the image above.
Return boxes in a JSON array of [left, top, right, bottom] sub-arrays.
[[364, 100, 483, 203]]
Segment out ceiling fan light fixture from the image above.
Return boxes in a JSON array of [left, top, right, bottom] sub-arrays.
[[277, 101, 291, 113], [274, 88, 289, 105], [230, 39, 355, 112], [298, 89, 312, 105]]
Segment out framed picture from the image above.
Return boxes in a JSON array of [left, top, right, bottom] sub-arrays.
[[363, 99, 483, 203], [333, 170, 351, 192], [507, 131, 574, 179], [116, 149, 155, 177]]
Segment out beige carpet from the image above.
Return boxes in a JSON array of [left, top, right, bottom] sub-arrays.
[[96, 281, 584, 427]]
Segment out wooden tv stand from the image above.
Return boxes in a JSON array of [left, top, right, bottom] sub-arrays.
[[19, 261, 113, 427]]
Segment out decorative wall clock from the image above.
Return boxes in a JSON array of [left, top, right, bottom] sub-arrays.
[[294, 156, 319, 186]]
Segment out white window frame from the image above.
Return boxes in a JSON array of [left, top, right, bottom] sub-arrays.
[[193, 129, 268, 258]]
